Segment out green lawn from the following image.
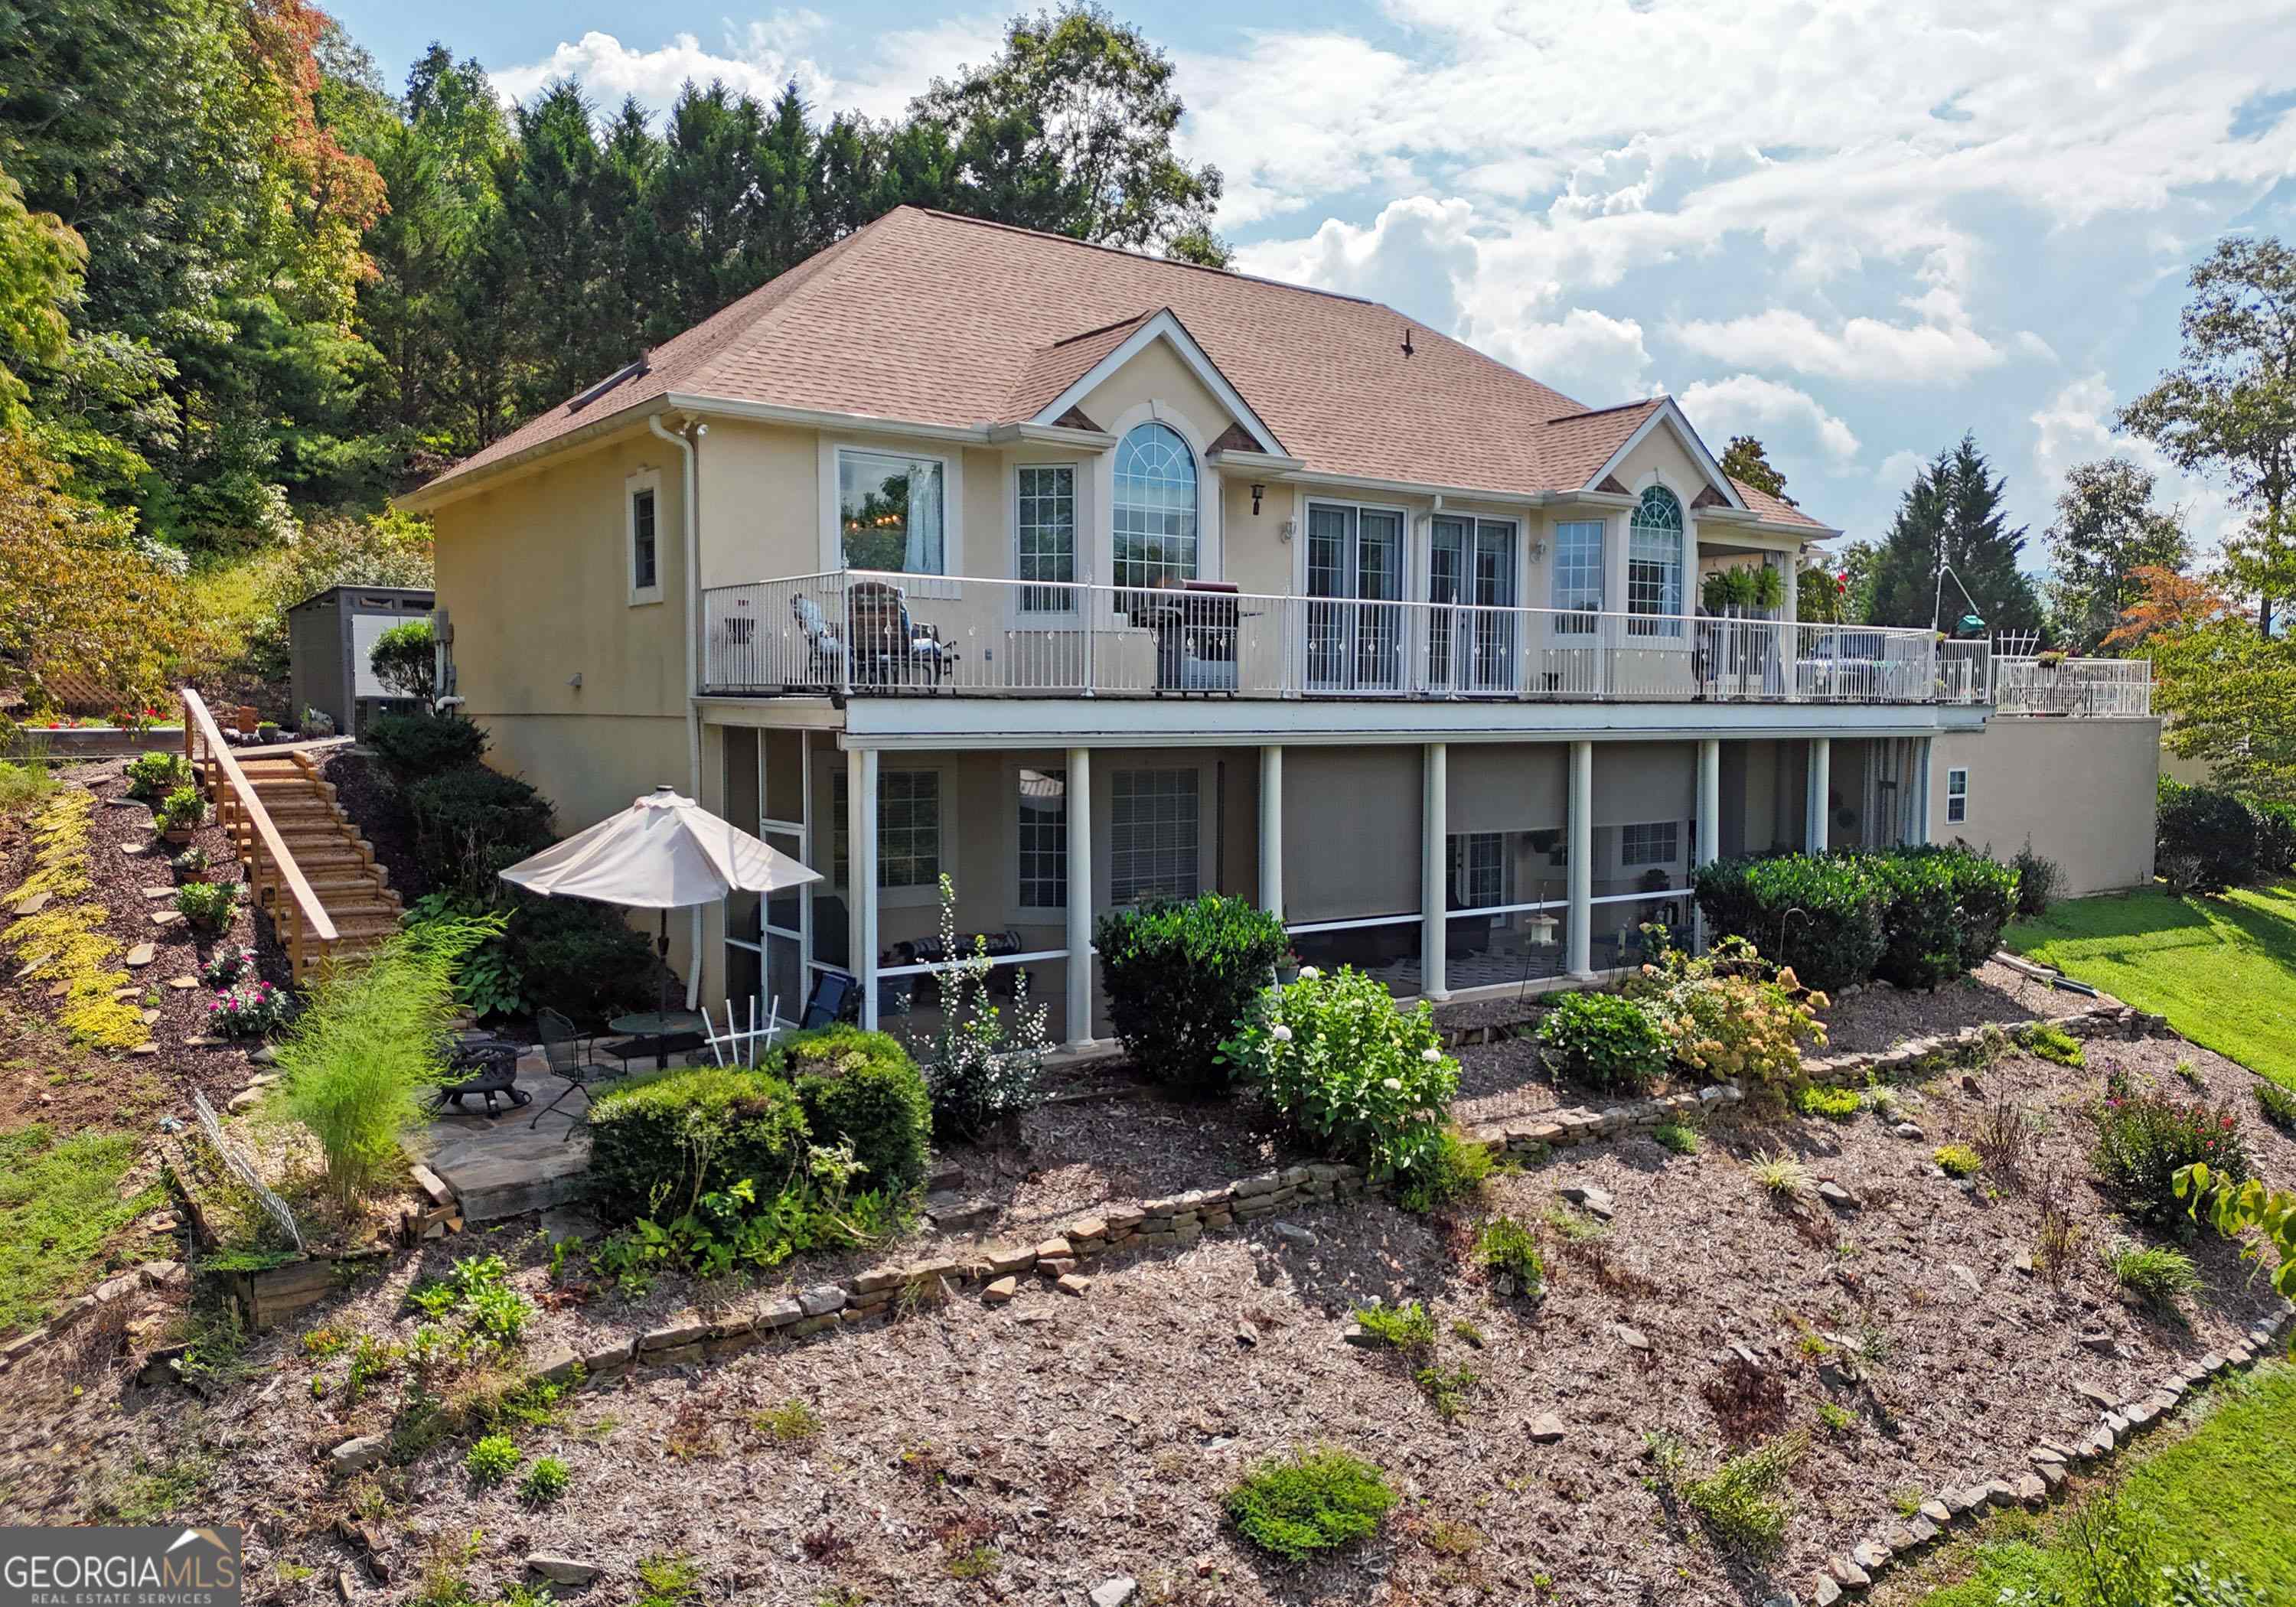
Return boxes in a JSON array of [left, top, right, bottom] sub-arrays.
[[2005, 881, 2296, 1091], [1911, 1364, 2296, 1604], [0, 1124, 161, 1335]]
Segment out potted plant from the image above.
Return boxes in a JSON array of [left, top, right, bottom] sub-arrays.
[[170, 844, 212, 882], [256, 719, 282, 743], [155, 784, 205, 844], [124, 751, 192, 804], [1750, 565, 1786, 611], [175, 880, 240, 933], [1274, 947, 1303, 987]]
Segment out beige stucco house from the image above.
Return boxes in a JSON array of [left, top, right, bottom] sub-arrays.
[[400, 206, 2157, 1049]]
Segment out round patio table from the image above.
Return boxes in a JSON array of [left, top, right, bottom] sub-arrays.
[[608, 1009, 708, 1072]]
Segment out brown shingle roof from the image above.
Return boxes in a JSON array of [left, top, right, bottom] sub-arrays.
[[413, 207, 1829, 530]]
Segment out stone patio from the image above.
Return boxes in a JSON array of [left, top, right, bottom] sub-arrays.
[[416, 1051, 604, 1221]]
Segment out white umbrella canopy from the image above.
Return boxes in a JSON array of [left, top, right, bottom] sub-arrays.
[[498, 787, 821, 1015], [499, 786, 820, 906]]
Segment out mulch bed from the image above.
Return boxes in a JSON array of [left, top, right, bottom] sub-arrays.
[[322, 748, 427, 904], [0, 761, 285, 1135], [7, 968, 2292, 1607]]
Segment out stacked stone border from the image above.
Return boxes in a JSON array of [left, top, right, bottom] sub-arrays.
[[1802, 1302, 2294, 1606]]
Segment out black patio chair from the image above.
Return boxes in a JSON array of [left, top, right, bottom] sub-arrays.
[[531, 1007, 618, 1136]]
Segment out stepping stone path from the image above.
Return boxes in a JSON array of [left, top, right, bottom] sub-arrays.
[[1090, 1579, 1138, 1607], [528, 1559, 600, 1587], [142, 886, 174, 899], [1612, 1323, 1651, 1352], [168, 976, 197, 990], [1892, 1121, 1926, 1140], [124, 943, 156, 968], [1561, 1182, 1616, 1219], [1528, 1413, 1566, 1443], [120, 842, 152, 856], [149, 910, 184, 928], [1817, 1181, 1858, 1210], [9, 892, 51, 918]]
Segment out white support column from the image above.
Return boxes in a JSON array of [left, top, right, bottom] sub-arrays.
[[1696, 737, 1722, 952], [1913, 736, 1934, 845], [848, 745, 879, 1031], [1421, 742, 1448, 999], [1064, 746, 1094, 1049], [1779, 551, 1799, 628], [1567, 739, 1593, 977], [1258, 745, 1283, 920], [1806, 736, 1831, 854]]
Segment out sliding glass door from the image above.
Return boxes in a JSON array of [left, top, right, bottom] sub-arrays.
[[1428, 517, 1518, 693], [1305, 504, 1406, 692]]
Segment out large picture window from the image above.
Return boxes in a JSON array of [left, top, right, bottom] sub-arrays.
[[1552, 519, 1605, 631], [1110, 767, 1199, 904], [1619, 820, 1679, 869], [1112, 422, 1197, 589], [1016, 767, 1067, 908], [1627, 486, 1684, 637], [839, 449, 945, 574], [1016, 464, 1077, 611], [832, 769, 942, 889]]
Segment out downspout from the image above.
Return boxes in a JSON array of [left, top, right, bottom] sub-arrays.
[[649, 412, 706, 1011]]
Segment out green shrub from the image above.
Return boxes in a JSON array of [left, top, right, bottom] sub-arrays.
[[170, 844, 210, 879], [370, 619, 437, 709], [1681, 1431, 1807, 1553], [2256, 1081, 2296, 1135], [1536, 991, 1671, 1092], [1792, 1083, 1861, 1120], [1394, 1127, 1492, 1214], [1864, 846, 2020, 986], [2155, 778, 2258, 893], [1653, 1120, 1700, 1156], [1350, 1299, 1435, 1349], [1221, 966, 1457, 1181], [1692, 853, 1885, 993], [2016, 1020, 2086, 1067], [517, 1455, 571, 1507], [2091, 1073, 2251, 1227], [586, 1065, 811, 1223], [277, 915, 500, 1209], [501, 894, 657, 1021], [773, 1026, 932, 1196], [465, 1435, 520, 1487], [2253, 797, 2296, 878], [1750, 1151, 1812, 1198], [365, 712, 488, 783], [155, 783, 205, 833], [1094, 894, 1290, 1090], [407, 766, 555, 892], [754, 1399, 820, 1444], [916, 876, 1048, 1140], [1473, 1214, 1544, 1296], [2011, 839, 2063, 919], [125, 751, 193, 802], [1934, 1143, 1983, 1178], [174, 879, 240, 929], [2104, 1238, 2200, 1310], [1225, 1446, 1396, 1563]]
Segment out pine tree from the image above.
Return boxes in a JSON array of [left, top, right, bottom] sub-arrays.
[[1865, 435, 2046, 637]]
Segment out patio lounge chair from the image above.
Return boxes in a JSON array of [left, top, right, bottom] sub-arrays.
[[846, 579, 957, 689], [530, 1007, 619, 1136], [791, 593, 845, 688]]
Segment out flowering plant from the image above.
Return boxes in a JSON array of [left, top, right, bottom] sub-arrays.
[[2092, 1070, 2251, 1227], [1219, 965, 1457, 1181], [200, 945, 254, 988], [1623, 933, 1826, 1090], [209, 978, 290, 1039]]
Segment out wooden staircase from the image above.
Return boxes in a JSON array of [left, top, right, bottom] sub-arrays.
[[181, 687, 396, 980], [230, 752, 403, 967]]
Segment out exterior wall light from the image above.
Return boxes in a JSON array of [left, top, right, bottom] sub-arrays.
[[1250, 482, 1265, 516]]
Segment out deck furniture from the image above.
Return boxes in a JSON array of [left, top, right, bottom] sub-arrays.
[[846, 579, 957, 689], [531, 1007, 620, 1134]]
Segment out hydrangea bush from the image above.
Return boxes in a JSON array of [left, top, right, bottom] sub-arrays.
[[1219, 966, 1458, 1182], [1626, 934, 1827, 1089], [1534, 989, 1671, 1093]]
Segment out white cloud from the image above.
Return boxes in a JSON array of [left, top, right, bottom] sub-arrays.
[[2029, 372, 2239, 556], [1479, 309, 1652, 402], [1677, 375, 1862, 466], [1665, 306, 2018, 387], [491, 10, 1004, 122], [1875, 448, 1928, 489]]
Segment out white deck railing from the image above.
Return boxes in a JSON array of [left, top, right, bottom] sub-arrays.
[[1991, 655, 2154, 716], [700, 570, 1983, 706]]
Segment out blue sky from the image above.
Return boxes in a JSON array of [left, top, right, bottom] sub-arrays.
[[329, 0, 2296, 566]]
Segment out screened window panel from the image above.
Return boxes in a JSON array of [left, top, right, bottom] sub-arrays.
[[1112, 422, 1198, 588], [831, 770, 941, 889], [1110, 768, 1199, 905], [1016, 767, 1067, 908]]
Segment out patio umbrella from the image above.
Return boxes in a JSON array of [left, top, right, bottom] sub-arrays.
[[497, 785, 820, 1012]]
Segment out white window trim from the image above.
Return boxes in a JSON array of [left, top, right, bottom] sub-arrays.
[[626, 468, 664, 606], [1103, 401, 1219, 582], [1294, 496, 1415, 599], [1548, 514, 1608, 632], [819, 438, 964, 578], [1946, 767, 1969, 824], [1013, 459, 1083, 615], [833, 761, 956, 911], [1424, 513, 1525, 605]]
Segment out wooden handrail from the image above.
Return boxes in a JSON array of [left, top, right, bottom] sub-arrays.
[[180, 689, 338, 966]]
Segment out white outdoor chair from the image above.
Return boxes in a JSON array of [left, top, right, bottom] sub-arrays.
[[704, 995, 784, 1067]]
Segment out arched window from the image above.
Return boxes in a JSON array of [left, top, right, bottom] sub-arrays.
[[1113, 422, 1198, 588], [1627, 484, 1684, 636]]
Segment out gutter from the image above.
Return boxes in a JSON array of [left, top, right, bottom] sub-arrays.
[[648, 412, 706, 1011]]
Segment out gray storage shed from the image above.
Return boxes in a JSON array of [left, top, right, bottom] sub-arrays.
[[289, 585, 436, 738]]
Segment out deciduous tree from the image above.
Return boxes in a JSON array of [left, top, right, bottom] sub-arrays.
[[2043, 458, 2192, 652], [1718, 436, 1794, 506]]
